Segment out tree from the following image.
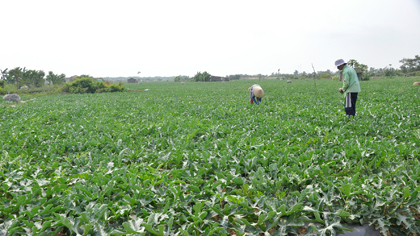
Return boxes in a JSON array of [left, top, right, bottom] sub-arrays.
[[192, 71, 211, 82], [346, 59, 369, 80], [193, 72, 202, 82], [79, 74, 92, 78], [23, 69, 45, 87], [56, 73, 66, 85], [384, 67, 397, 76], [46, 71, 54, 85], [174, 76, 181, 82], [46, 71, 66, 85], [4, 67, 47, 88], [399, 55, 420, 73], [36, 70, 45, 87], [1, 68, 8, 81], [8, 67, 24, 88], [201, 71, 211, 81], [21, 69, 33, 87], [347, 59, 368, 74], [227, 74, 240, 80]]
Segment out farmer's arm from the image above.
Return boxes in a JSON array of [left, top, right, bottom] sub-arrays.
[[342, 71, 350, 92]]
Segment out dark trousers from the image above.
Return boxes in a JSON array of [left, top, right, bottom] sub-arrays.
[[344, 93, 358, 116]]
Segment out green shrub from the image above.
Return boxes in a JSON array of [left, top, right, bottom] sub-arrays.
[[69, 86, 88, 94], [319, 73, 331, 79], [384, 68, 397, 76], [396, 71, 404, 76], [0, 84, 17, 95], [0, 80, 5, 95], [62, 77, 126, 94], [95, 81, 108, 93], [70, 77, 96, 93], [407, 71, 420, 76], [109, 83, 126, 92], [361, 72, 372, 81], [0, 87, 6, 95], [18, 85, 61, 95]]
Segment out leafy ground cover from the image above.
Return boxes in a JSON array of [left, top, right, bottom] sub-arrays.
[[1, 78, 420, 235]]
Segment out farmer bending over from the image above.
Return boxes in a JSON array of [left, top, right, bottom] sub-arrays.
[[248, 84, 264, 105]]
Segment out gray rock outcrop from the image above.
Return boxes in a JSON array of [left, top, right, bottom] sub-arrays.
[[3, 94, 21, 103]]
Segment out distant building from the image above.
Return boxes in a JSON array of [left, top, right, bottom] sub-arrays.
[[209, 76, 229, 82], [127, 78, 137, 83]]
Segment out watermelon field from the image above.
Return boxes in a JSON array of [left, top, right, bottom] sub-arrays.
[[1, 78, 420, 235]]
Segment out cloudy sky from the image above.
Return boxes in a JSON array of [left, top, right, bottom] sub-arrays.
[[1, 0, 420, 78]]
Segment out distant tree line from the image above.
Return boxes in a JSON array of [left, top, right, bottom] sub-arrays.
[[399, 55, 420, 73], [103, 76, 179, 82], [175, 73, 261, 82], [276, 55, 420, 81], [0, 67, 65, 89], [3, 55, 419, 90], [177, 72, 242, 82], [175, 72, 212, 82], [227, 74, 241, 80], [174, 75, 190, 82]]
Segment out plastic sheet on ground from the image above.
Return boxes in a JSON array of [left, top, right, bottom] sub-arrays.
[[338, 224, 380, 236]]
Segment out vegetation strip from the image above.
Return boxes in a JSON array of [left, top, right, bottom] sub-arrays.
[[1, 78, 420, 235]]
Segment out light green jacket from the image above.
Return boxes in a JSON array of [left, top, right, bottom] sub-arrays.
[[342, 65, 361, 97]]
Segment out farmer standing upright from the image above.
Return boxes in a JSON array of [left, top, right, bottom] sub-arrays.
[[335, 59, 361, 118]]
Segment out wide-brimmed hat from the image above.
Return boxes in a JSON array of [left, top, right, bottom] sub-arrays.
[[335, 59, 346, 67], [253, 86, 264, 98]]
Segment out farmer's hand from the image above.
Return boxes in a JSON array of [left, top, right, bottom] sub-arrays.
[[338, 88, 343, 93]]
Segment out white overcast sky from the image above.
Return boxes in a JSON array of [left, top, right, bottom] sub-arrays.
[[1, 0, 420, 77]]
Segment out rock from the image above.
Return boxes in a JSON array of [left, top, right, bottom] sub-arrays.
[[287, 80, 292, 83], [413, 82, 420, 86], [3, 94, 21, 103]]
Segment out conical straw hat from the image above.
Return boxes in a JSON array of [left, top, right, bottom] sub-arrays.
[[253, 86, 264, 98]]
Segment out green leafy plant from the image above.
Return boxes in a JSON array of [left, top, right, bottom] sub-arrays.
[[1, 77, 420, 235], [61, 77, 126, 94]]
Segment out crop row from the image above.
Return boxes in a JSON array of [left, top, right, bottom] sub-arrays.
[[1, 78, 420, 235]]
